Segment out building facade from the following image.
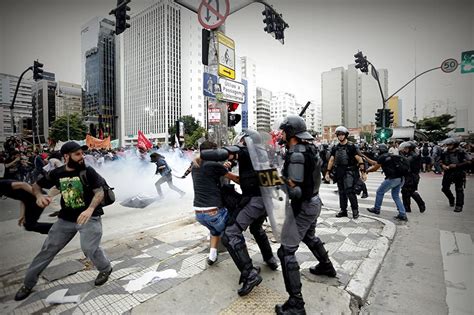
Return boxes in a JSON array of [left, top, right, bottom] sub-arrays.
[[0, 73, 33, 143], [240, 57, 257, 130], [122, 0, 181, 144], [256, 87, 272, 131], [270, 91, 298, 128], [387, 96, 402, 127], [321, 67, 345, 127], [55, 81, 82, 118], [81, 17, 116, 139], [31, 73, 57, 143]]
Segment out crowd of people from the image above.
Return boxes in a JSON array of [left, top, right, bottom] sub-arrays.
[[0, 126, 472, 314]]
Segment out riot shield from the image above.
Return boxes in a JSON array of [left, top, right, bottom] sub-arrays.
[[242, 132, 284, 241]]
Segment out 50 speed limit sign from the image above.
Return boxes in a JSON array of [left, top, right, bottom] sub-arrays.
[[441, 58, 458, 73]]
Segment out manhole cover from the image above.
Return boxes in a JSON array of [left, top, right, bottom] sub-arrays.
[[220, 285, 287, 315]]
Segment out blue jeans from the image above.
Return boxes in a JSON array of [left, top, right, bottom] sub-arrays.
[[374, 177, 406, 217], [195, 208, 228, 236]]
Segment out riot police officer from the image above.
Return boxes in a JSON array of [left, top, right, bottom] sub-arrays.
[[275, 115, 336, 315], [399, 141, 426, 213], [439, 138, 471, 212], [325, 126, 366, 219], [200, 129, 278, 297]]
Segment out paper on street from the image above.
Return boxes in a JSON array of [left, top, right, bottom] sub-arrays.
[[45, 289, 81, 304], [125, 269, 178, 293]]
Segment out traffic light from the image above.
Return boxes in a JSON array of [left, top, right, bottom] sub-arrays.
[[376, 127, 393, 143], [110, 0, 131, 35], [262, 7, 274, 33], [354, 51, 369, 73], [33, 60, 44, 81], [375, 108, 383, 128], [385, 109, 394, 126], [227, 102, 241, 127]]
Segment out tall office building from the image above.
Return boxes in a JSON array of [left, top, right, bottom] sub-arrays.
[[31, 72, 56, 143], [180, 8, 204, 126], [322, 65, 388, 128], [122, 0, 181, 144], [81, 17, 116, 139], [55, 81, 82, 118], [0, 73, 33, 143], [301, 101, 322, 135], [321, 67, 345, 127], [270, 92, 298, 128], [241, 57, 257, 130], [256, 87, 272, 131]]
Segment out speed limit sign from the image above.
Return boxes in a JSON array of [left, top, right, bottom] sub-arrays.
[[441, 58, 458, 73]]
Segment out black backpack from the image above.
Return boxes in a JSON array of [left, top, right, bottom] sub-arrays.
[[79, 168, 115, 207], [390, 155, 411, 176]]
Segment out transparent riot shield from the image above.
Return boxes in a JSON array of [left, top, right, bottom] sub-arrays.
[[243, 132, 284, 241]]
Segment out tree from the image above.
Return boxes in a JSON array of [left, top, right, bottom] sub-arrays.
[[49, 114, 87, 142], [168, 115, 202, 146], [185, 127, 207, 148], [413, 114, 455, 142]]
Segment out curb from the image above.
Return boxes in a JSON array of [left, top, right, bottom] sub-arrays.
[[322, 207, 396, 307]]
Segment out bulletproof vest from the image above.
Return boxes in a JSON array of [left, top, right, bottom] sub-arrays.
[[334, 144, 354, 167], [407, 152, 422, 174], [444, 150, 462, 165], [285, 143, 321, 199], [237, 147, 261, 197]]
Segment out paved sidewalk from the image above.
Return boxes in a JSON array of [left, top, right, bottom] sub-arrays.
[[0, 208, 395, 314]]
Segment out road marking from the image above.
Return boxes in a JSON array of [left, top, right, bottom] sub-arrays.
[[439, 230, 473, 315]]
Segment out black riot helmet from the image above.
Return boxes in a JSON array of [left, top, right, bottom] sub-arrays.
[[279, 115, 313, 140], [377, 144, 389, 154], [233, 129, 262, 146]]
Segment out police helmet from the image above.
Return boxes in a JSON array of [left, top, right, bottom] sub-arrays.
[[279, 115, 314, 140], [443, 138, 459, 146], [399, 141, 415, 151], [377, 144, 389, 154], [234, 129, 262, 145], [335, 126, 349, 136]]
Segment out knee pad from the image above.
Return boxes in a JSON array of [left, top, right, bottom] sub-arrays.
[[277, 245, 297, 260]]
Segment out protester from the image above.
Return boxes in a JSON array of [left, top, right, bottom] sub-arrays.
[[150, 152, 185, 199]]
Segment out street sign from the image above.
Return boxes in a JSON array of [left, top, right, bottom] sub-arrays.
[[203, 72, 218, 97], [461, 50, 474, 74], [198, 0, 230, 30], [207, 101, 221, 125], [441, 58, 458, 73], [217, 32, 235, 79], [218, 77, 245, 103]]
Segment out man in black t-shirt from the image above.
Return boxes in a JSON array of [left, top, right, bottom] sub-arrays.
[[0, 179, 53, 234], [14, 142, 112, 301], [366, 144, 408, 221]]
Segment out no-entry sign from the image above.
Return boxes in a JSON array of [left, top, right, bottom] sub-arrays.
[[198, 0, 230, 30]]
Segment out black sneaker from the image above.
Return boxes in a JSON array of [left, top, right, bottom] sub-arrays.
[[352, 209, 359, 219], [335, 210, 348, 218], [449, 199, 455, 207], [95, 268, 112, 286], [394, 214, 408, 221], [367, 207, 380, 215], [207, 256, 218, 266], [454, 206, 463, 212], [265, 256, 279, 271], [14, 285, 32, 301], [420, 206, 426, 213], [361, 193, 368, 199], [309, 261, 337, 277]]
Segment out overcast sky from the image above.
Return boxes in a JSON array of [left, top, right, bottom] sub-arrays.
[[1, 0, 473, 124]]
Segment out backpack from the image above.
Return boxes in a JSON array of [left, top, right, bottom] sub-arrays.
[[422, 146, 429, 157], [390, 155, 411, 176], [79, 168, 115, 207]]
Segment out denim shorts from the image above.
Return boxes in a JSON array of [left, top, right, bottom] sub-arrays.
[[195, 208, 228, 236]]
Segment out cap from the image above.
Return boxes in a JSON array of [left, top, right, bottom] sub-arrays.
[[60, 142, 88, 155]]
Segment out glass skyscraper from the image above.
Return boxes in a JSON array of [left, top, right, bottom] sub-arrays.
[[81, 17, 116, 139]]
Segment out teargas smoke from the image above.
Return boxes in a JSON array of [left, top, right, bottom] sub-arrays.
[[86, 148, 195, 202]]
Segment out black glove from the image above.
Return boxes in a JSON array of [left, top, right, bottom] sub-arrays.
[[288, 186, 302, 200]]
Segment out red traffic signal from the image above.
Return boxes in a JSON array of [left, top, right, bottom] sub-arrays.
[[227, 102, 239, 112]]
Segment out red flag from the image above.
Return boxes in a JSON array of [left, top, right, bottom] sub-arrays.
[[137, 130, 152, 149]]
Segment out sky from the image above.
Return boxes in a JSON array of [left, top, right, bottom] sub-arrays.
[[1, 0, 473, 125]]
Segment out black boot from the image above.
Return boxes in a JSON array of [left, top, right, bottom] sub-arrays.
[[412, 192, 426, 213], [275, 295, 306, 315], [238, 267, 262, 296], [336, 210, 348, 217], [352, 208, 359, 219], [265, 256, 279, 271], [307, 239, 337, 277]]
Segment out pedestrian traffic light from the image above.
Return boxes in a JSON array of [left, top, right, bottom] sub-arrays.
[[262, 7, 274, 33], [385, 109, 394, 126], [33, 60, 44, 81], [354, 51, 369, 74], [375, 108, 383, 128], [376, 127, 393, 143], [110, 0, 131, 35], [227, 102, 241, 127]]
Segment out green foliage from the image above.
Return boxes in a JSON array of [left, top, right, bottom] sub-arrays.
[[360, 131, 373, 143], [169, 115, 203, 147], [185, 127, 207, 148], [415, 114, 455, 141], [49, 114, 87, 142]]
